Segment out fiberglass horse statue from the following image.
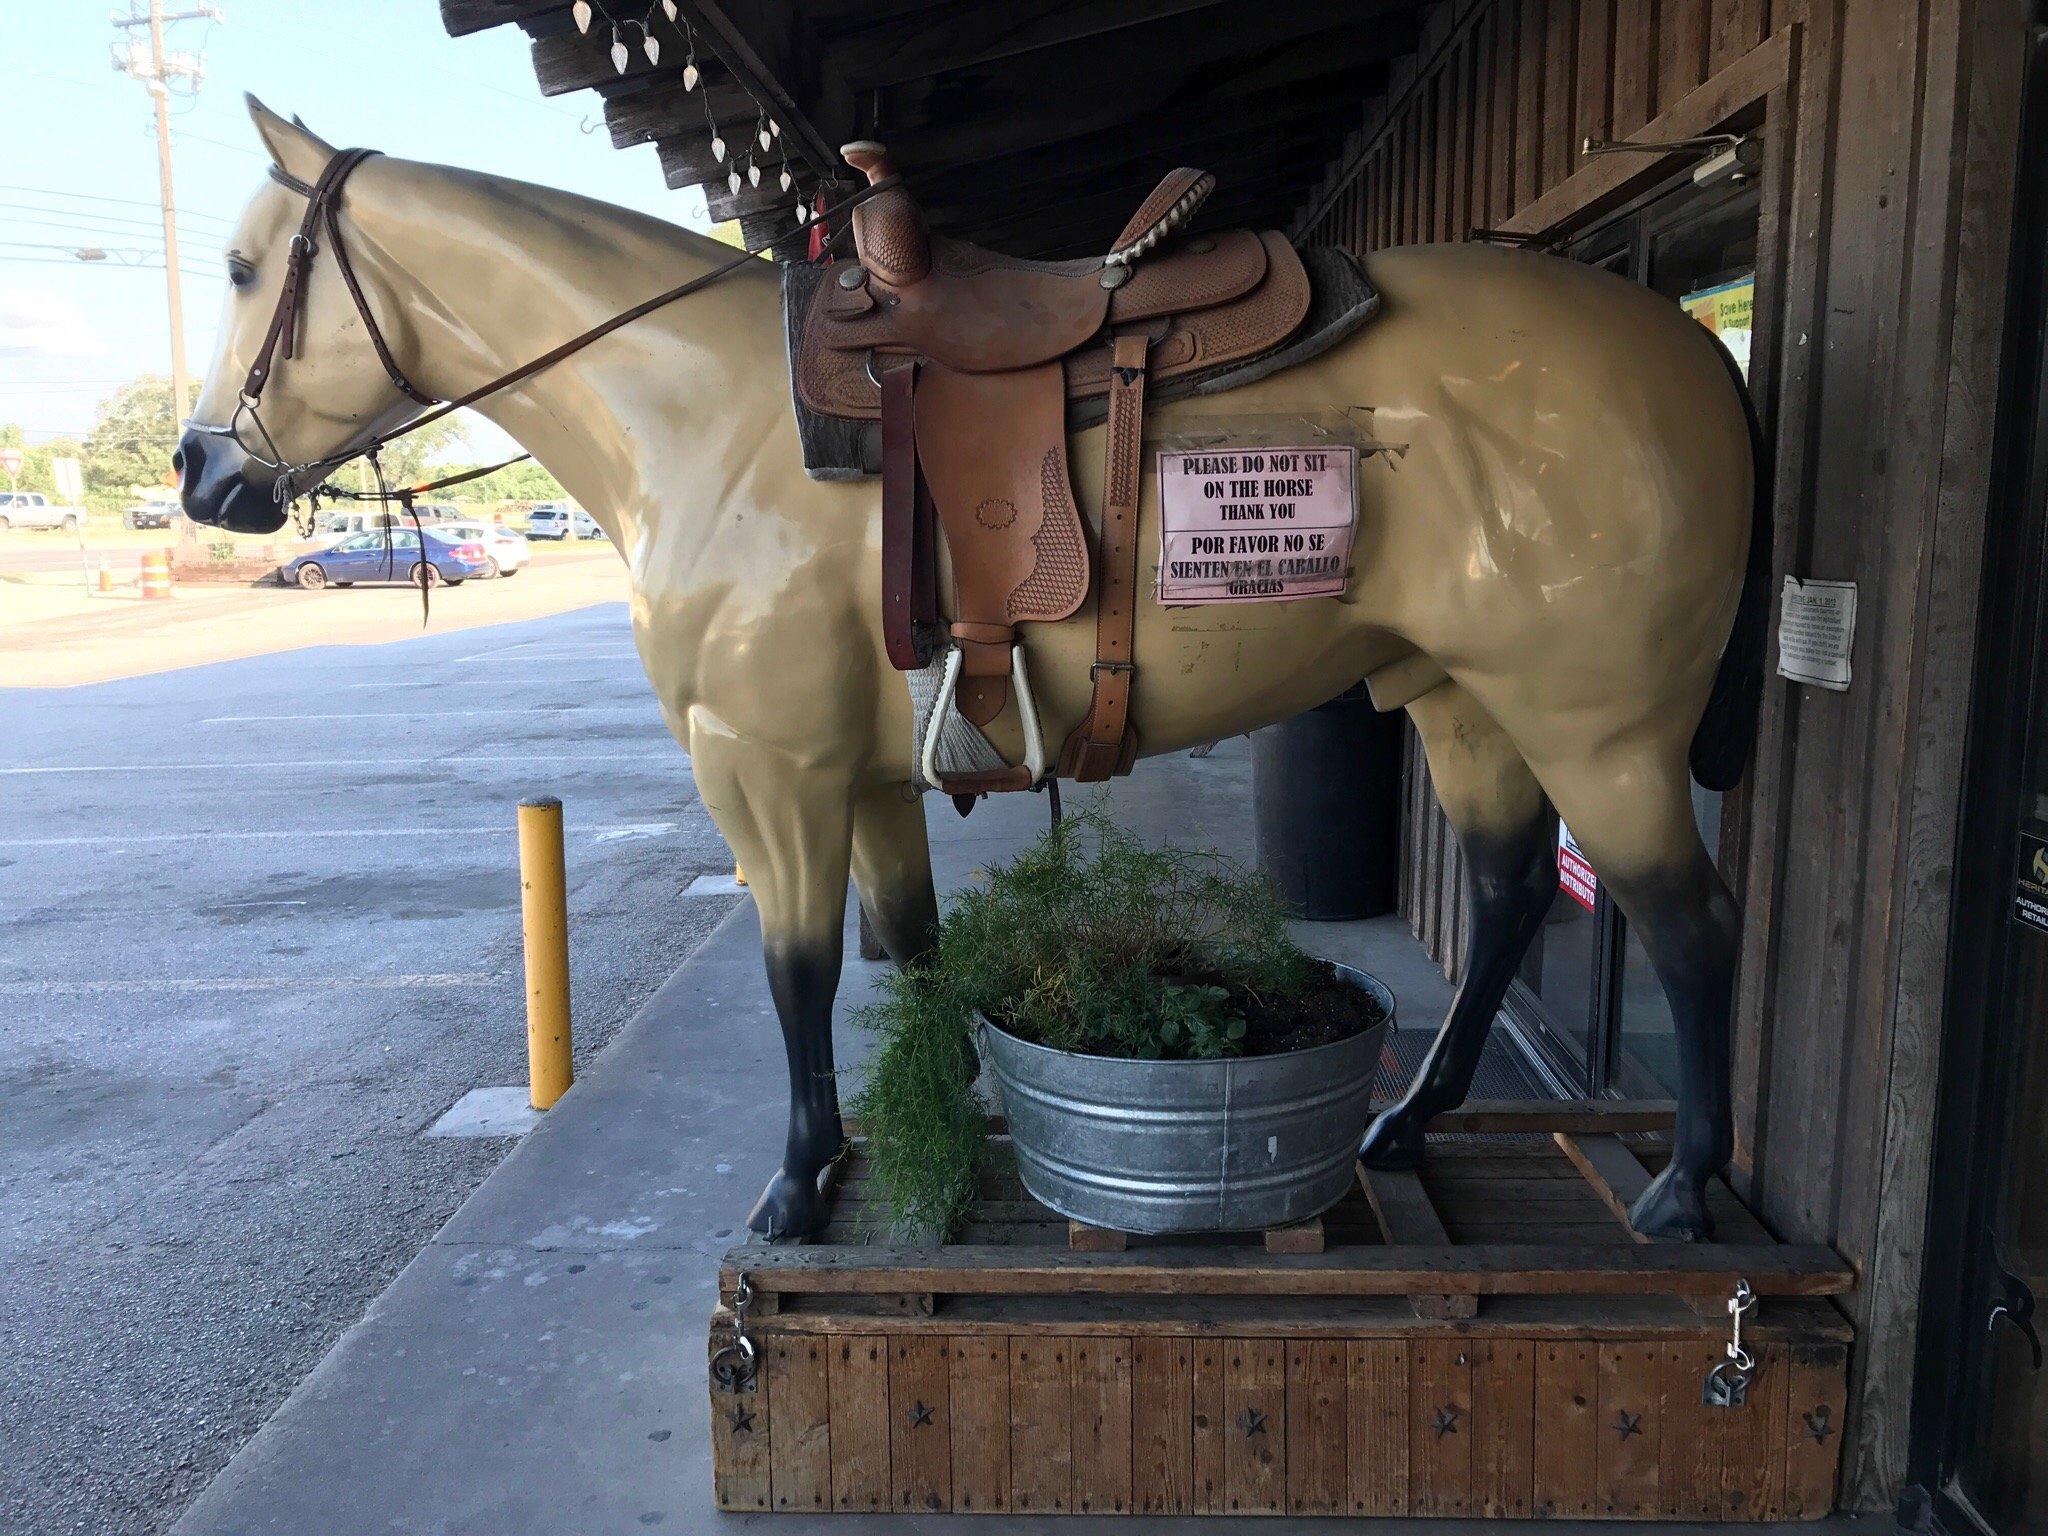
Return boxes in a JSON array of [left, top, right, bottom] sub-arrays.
[[179, 101, 1763, 1243]]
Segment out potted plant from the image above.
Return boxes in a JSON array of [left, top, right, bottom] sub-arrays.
[[849, 812, 1394, 1239]]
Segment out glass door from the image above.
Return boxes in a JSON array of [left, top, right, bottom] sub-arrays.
[[1501, 169, 1759, 1097], [1912, 27, 2048, 1532]]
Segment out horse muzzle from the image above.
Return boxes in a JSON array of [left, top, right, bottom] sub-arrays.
[[175, 430, 290, 534]]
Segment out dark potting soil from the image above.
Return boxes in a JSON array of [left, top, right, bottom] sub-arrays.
[[1170, 957, 1390, 1057]]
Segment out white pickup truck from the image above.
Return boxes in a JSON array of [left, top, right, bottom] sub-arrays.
[[0, 491, 86, 531]]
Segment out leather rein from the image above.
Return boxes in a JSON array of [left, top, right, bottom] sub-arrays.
[[194, 148, 884, 507]]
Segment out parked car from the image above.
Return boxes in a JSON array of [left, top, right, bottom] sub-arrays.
[[123, 501, 178, 530], [526, 502, 605, 540], [0, 491, 86, 531], [278, 528, 490, 590], [437, 518, 529, 577]]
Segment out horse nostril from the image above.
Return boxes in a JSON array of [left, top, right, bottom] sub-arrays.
[[171, 445, 187, 477]]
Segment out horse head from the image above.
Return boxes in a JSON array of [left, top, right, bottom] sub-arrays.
[[179, 98, 428, 534]]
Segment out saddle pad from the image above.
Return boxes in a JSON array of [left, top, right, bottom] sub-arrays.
[[785, 243, 1378, 479]]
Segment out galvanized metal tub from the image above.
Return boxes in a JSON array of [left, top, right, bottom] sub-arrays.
[[979, 962, 1394, 1234]]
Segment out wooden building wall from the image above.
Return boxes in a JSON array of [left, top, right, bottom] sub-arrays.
[[1291, 0, 2032, 1508]]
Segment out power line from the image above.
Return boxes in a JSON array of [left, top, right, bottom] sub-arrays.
[[0, 183, 234, 228], [0, 204, 227, 243]]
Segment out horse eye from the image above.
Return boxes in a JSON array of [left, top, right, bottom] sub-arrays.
[[226, 258, 256, 289]]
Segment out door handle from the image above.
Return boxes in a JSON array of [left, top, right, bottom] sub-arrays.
[[1987, 1230, 2044, 1371]]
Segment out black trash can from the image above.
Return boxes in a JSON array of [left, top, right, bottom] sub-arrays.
[[1252, 682, 1405, 920]]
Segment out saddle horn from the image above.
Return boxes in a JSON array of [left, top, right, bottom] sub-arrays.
[[840, 140, 930, 287]]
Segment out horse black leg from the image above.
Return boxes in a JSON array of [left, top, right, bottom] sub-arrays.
[[747, 937, 846, 1241], [1359, 681, 1555, 1168], [1605, 861, 1740, 1240], [1359, 810, 1556, 1166]]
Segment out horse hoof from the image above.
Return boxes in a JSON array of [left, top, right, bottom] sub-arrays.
[[747, 1166, 830, 1242], [1629, 1165, 1714, 1241], [1359, 1106, 1427, 1170]]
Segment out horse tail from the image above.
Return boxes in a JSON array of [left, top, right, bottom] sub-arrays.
[[1689, 336, 1771, 793]]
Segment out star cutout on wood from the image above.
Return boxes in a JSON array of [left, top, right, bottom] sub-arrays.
[[1432, 1405, 1461, 1438], [728, 1406, 756, 1435], [1613, 1410, 1643, 1440], [1237, 1408, 1268, 1438], [1802, 1406, 1834, 1444], [908, 1400, 936, 1428]]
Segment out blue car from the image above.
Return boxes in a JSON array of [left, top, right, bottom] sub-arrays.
[[280, 529, 490, 591]]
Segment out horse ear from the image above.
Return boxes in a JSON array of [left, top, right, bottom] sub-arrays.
[[245, 94, 335, 186]]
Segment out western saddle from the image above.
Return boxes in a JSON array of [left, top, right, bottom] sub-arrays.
[[793, 143, 1318, 796]]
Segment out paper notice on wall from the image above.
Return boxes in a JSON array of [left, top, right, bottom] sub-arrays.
[[1777, 577, 1857, 691], [1558, 822, 1598, 913], [1156, 445, 1356, 604]]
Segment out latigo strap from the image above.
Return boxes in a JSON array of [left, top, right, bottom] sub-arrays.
[[1059, 331, 1150, 782]]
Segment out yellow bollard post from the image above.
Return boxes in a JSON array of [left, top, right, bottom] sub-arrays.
[[518, 796, 573, 1109]]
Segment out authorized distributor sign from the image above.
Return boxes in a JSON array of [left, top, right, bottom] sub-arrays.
[[1157, 445, 1356, 604]]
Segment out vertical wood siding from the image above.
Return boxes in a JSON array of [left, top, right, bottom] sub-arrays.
[[1290, 0, 2028, 1507]]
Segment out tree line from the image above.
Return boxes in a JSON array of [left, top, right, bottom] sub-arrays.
[[3, 377, 565, 511]]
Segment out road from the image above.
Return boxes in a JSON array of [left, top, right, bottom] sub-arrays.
[[0, 603, 740, 1536]]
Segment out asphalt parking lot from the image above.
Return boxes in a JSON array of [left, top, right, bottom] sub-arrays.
[[0, 602, 740, 1536]]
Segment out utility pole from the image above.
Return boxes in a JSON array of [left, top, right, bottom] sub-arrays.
[[113, 1, 221, 546]]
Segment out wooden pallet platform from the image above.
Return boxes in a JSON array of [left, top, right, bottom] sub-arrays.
[[710, 1104, 1851, 1519]]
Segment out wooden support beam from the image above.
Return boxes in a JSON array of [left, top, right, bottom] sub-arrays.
[[826, 0, 1239, 90], [1263, 1217, 1326, 1255], [1068, 1220, 1128, 1253], [439, 0, 566, 38], [1357, 1164, 1477, 1319]]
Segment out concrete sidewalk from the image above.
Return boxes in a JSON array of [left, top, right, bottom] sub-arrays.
[[169, 740, 1576, 1536]]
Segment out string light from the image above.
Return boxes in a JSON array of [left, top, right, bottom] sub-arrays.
[[570, 0, 822, 228]]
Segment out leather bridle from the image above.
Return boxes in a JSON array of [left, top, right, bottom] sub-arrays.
[[186, 146, 889, 508]]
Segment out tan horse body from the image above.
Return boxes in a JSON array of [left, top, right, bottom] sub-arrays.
[[180, 106, 1756, 1240]]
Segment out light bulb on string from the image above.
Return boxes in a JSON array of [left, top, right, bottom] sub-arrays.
[[572, 0, 592, 32]]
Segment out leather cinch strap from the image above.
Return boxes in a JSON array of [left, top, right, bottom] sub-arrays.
[[1060, 332, 1150, 781], [878, 356, 936, 671]]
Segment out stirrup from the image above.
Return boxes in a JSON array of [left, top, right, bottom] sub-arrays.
[[921, 643, 1046, 791]]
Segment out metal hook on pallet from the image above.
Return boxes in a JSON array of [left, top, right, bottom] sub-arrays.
[[710, 1272, 758, 1393], [1703, 1277, 1757, 1408]]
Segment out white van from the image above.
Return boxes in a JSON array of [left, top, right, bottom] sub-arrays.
[[526, 502, 605, 541]]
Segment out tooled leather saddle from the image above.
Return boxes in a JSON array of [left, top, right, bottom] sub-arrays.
[[788, 143, 1378, 796]]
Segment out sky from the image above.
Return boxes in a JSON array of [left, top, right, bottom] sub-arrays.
[[0, 0, 713, 452]]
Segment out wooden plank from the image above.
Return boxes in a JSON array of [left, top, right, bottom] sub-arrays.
[[1421, 1098, 1676, 1133], [827, 1336, 889, 1512], [948, 1337, 1009, 1513], [1542, 0, 1579, 190], [1595, 1342, 1662, 1517], [1513, 0, 1547, 209], [1286, 1339, 1350, 1514], [1357, 1165, 1478, 1318], [1347, 1339, 1410, 1514], [1468, 9, 1496, 233], [1659, 1338, 1726, 1518], [1609, 0, 1656, 134], [1574, 0, 1615, 159], [887, 1336, 951, 1514], [765, 1335, 832, 1512], [1069, 1220, 1127, 1252], [1222, 1339, 1288, 1515], [1409, 1337, 1474, 1515], [1071, 1337, 1134, 1515], [1658, 0, 1711, 109], [1264, 1217, 1325, 1254], [1555, 1131, 1659, 1236], [1721, 1343, 1787, 1519], [709, 1320, 771, 1511], [1488, 0, 1519, 223], [1531, 1339, 1601, 1516], [1708, 0, 1765, 75], [1780, 1344, 1848, 1518], [1008, 1337, 1072, 1514], [1471, 1338, 1536, 1516], [723, 1238, 1856, 1297], [1133, 1337, 1193, 1515], [1192, 1338, 1227, 1514]]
